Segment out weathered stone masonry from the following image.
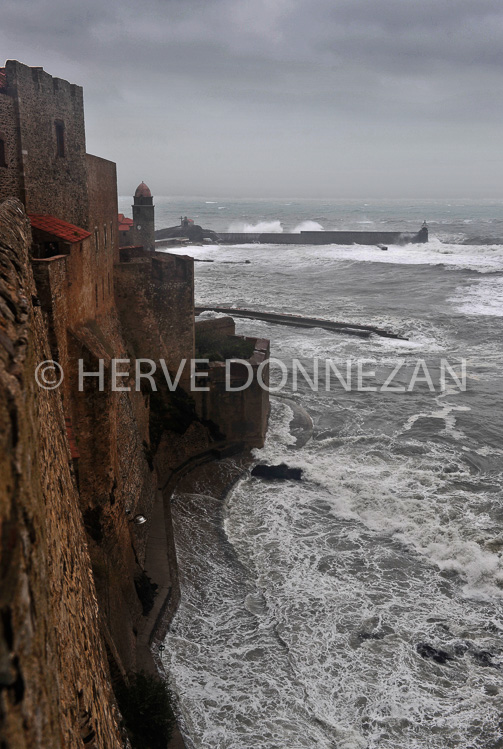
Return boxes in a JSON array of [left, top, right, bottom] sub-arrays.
[[0, 61, 88, 228], [0, 199, 124, 748], [0, 58, 270, 748]]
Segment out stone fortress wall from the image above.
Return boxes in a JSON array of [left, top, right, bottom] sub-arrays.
[[0, 61, 89, 228], [0, 199, 124, 749], [0, 59, 270, 748], [194, 316, 270, 448]]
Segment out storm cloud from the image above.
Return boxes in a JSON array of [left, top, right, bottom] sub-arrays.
[[1, 0, 502, 198]]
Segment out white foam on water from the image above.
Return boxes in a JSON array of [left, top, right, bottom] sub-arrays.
[[402, 388, 471, 442], [311, 238, 503, 273], [253, 402, 503, 601], [219, 401, 503, 748], [166, 236, 503, 276], [164, 232, 503, 748], [449, 275, 503, 316]]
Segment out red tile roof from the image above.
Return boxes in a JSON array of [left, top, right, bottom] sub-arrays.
[[118, 213, 134, 232], [0, 69, 6, 90], [28, 215, 91, 243]]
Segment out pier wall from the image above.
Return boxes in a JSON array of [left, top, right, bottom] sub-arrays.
[[215, 227, 428, 245]]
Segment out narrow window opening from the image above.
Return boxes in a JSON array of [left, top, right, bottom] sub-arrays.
[[94, 228, 99, 253], [55, 121, 65, 158], [0, 138, 7, 168], [103, 223, 107, 248]]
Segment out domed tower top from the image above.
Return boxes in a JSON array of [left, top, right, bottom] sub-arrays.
[[132, 180, 155, 250], [134, 181, 152, 199]]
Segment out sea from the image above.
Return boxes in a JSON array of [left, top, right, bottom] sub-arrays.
[[121, 197, 503, 748]]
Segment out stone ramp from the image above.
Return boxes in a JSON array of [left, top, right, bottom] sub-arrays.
[[195, 306, 407, 340]]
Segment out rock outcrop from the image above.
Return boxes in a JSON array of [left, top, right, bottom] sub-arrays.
[[251, 463, 303, 480]]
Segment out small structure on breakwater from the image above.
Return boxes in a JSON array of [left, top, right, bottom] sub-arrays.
[[156, 216, 220, 243]]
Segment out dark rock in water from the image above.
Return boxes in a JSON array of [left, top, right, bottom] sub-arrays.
[[416, 643, 453, 664], [251, 463, 303, 481]]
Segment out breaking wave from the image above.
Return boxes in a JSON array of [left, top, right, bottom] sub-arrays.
[[449, 275, 503, 317], [228, 220, 283, 233], [292, 220, 324, 232]]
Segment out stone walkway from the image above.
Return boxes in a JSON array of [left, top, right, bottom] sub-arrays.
[[136, 488, 186, 748], [136, 488, 172, 673], [136, 444, 248, 748]]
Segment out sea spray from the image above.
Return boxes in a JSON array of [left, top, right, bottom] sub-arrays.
[[228, 220, 283, 233], [292, 220, 324, 232]]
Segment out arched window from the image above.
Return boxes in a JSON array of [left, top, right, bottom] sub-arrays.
[[55, 120, 65, 158], [0, 137, 6, 168]]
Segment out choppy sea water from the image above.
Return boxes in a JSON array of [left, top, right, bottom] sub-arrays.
[[156, 199, 503, 748]]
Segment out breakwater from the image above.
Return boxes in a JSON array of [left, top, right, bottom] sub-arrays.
[[155, 226, 428, 246], [214, 227, 427, 246], [195, 306, 408, 340]]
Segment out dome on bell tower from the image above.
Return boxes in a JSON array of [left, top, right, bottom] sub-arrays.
[[134, 182, 152, 199]]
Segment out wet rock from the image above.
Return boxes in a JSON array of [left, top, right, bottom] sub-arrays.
[[416, 642, 453, 664], [251, 463, 303, 481]]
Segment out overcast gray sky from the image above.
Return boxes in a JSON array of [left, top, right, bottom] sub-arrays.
[[1, 0, 502, 198]]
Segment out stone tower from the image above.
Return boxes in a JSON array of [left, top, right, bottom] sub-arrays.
[[132, 181, 155, 251], [0, 60, 89, 228]]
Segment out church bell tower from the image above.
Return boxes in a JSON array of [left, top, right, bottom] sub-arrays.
[[132, 181, 155, 251]]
